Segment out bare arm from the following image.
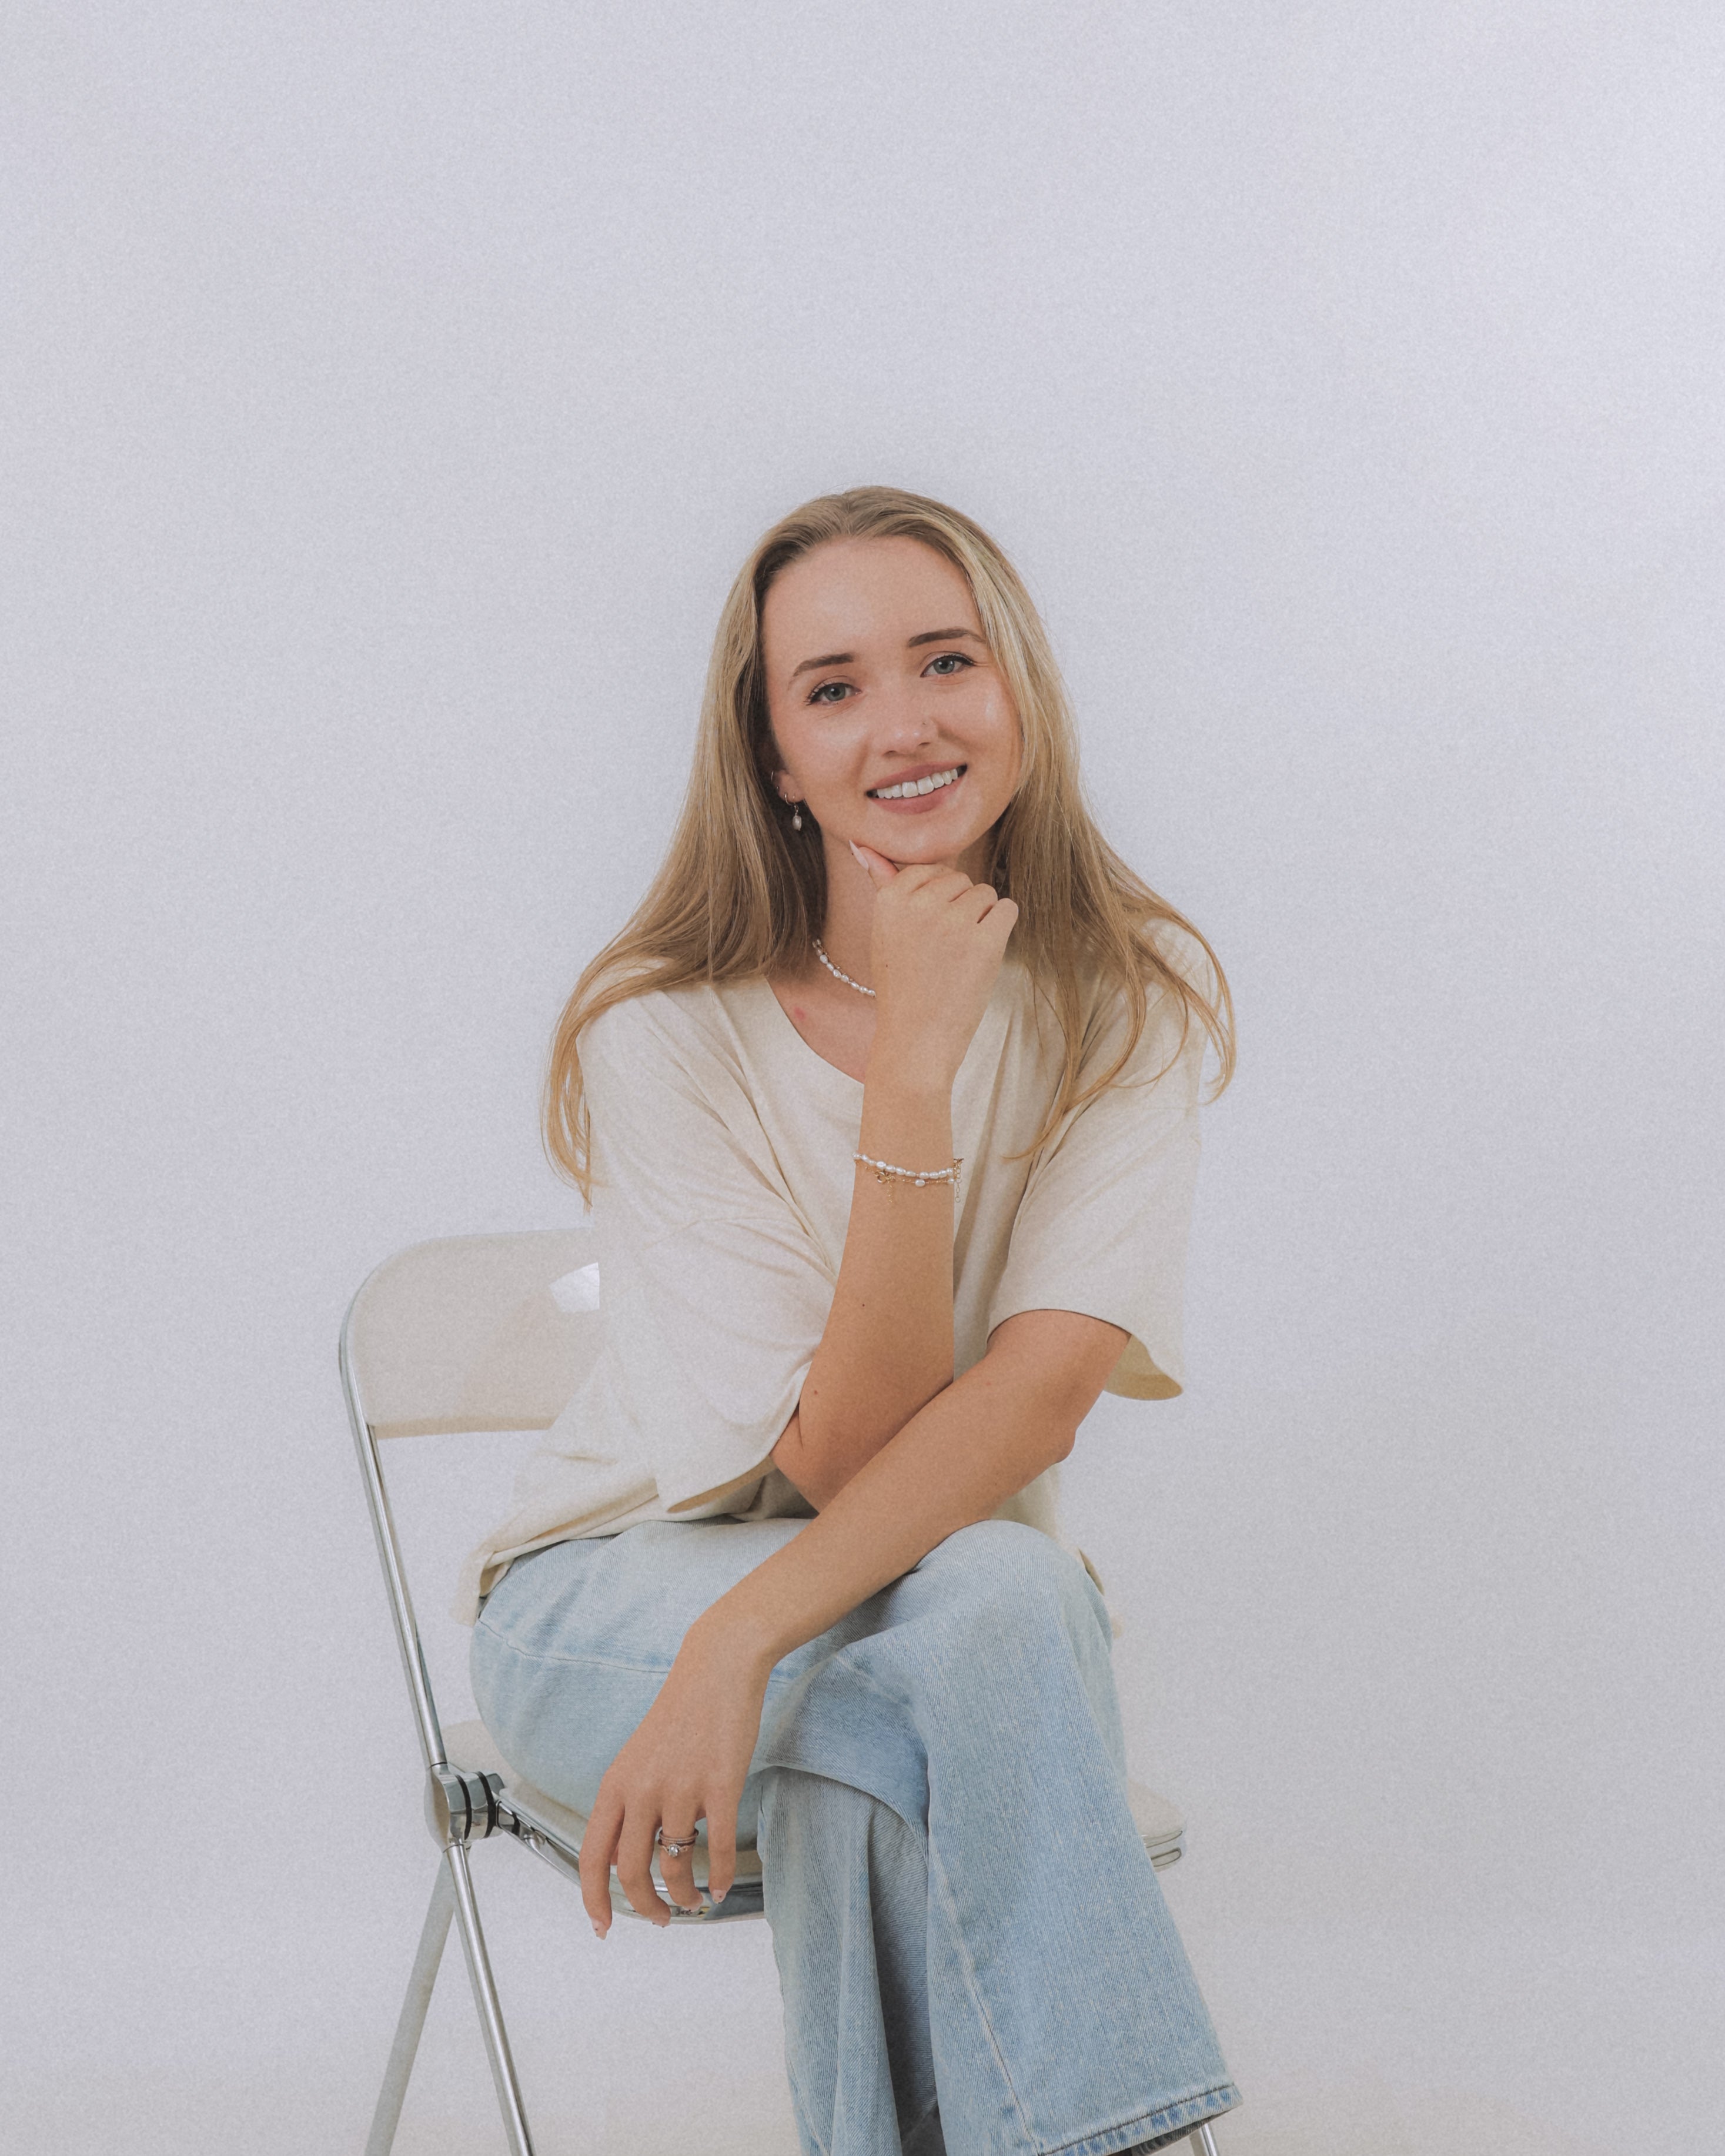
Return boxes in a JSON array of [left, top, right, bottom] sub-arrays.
[[727, 1307, 1125, 1661], [580, 1306, 1127, 1930], [773, 846, 1018, 1505], [773, 1065, 957, 1505]]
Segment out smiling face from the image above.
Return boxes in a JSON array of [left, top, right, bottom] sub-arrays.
[[761, 536, 1022, 874]]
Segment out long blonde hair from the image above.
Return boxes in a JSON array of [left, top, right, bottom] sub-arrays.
[[546, 486, 1233, 1195]]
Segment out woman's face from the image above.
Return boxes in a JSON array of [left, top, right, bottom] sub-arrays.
[[761, 536, 1022, 872]]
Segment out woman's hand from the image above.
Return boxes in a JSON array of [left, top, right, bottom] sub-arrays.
[[578, 1612, 773, 1934], [851, 841, 1018, 1087]]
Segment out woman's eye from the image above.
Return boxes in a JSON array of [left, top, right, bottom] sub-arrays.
[[924, 651, 974, 677], [808, 681, 853, 705]]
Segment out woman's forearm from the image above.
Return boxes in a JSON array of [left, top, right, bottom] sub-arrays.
[[726, 1309, 1126, 1667], [778, 1053, 959, 1502], [778, 853, 1021, 1506]]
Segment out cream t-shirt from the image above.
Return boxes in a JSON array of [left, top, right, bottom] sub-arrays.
[[453, 953, 1205, 1624]]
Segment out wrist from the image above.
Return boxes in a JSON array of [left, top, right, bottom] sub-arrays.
[[688, 1597, 785, 1681], [861, 1048, 957, 1105]]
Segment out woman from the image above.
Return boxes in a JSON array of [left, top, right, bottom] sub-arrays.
[[458, 487, 1241, 2156]]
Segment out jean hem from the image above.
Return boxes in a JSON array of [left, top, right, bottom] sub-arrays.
[[1038, 2080, 1241, 2156]]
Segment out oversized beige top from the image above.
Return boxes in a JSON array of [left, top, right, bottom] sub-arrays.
[[453, 953, 1205, 1624]]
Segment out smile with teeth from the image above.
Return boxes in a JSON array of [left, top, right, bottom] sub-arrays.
[[868, 766, 964, 801]]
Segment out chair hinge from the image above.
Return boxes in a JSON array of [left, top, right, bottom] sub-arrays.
[[425, 1763, 504, 1848]]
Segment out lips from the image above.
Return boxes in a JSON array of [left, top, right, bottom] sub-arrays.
[[867, 763, 966, 801]]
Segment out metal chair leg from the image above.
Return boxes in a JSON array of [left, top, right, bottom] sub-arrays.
[[446, 1839, 537, 2155], [366, 1863, 456, 2156], [1188, 2125, 1221, 2155]]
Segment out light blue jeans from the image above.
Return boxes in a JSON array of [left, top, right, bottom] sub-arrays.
[[472, 1517, 1240, 2156]]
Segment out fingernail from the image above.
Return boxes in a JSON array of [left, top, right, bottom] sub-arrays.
[[848, 840, 867, 867], [591, 1921, 606, 1940]]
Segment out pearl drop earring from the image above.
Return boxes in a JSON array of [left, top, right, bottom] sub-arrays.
[[791, 804, 804, 831]]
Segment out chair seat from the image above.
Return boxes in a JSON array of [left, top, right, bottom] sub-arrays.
[[444, 1719, 1186, 1878]]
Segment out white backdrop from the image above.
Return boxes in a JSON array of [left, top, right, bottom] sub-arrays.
[[4, 5, 1721, 2152]]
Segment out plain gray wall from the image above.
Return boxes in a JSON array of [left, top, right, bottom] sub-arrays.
[[4, 5, 1721, 2151]]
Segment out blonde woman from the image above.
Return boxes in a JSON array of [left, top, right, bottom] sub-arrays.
[[458, 489, 1241, 2156]]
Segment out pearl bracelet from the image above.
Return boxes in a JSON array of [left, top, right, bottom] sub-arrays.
[[853, 1152, 962, 1190]]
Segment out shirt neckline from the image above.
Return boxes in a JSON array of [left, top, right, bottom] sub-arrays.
[[738, 974, 866, 1092], [729, 967, 1019, 1101]]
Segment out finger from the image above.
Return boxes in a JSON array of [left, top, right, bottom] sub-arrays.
[[658, 1809, 705, 1910], [913, 867, 975, 903], [847, 840, 898, 886], [616, 1810, 672, 1926], [984, 897, 1020, 945], [853, 852, 964, 897], [659, 1850, 702, 1911], [960, 883, 999, 921], [705, 1804, 738, 1907], [580, 1789, 624, 1937], [880, 862, 958, 895]]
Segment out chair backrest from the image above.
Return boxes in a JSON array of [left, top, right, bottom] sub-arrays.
[[342, 1229, 603, 1438]]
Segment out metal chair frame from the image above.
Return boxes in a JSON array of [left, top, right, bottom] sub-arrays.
[[342, 1231, 1222, 2155]]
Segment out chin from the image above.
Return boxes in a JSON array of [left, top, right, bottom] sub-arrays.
[[896, 833, 995, 871]]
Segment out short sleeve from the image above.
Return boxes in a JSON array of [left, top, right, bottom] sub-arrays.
[[583, 994, 837, 1509], [987, 985, 1205, 1400]]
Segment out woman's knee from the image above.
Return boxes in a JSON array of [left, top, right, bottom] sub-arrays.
[[914, 1520, 1105, 1643], [896, 1525, 1125, 1770]]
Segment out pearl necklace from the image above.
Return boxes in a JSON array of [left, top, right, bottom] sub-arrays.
[[813, 938, 875, 998]]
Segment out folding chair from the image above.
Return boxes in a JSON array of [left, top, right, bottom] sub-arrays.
[[342, 1231, 1222, 2155]]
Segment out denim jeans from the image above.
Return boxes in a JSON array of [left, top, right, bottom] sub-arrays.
[[471, 1517, 1239, 2156]]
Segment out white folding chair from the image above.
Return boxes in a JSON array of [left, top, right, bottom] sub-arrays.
[[342, 1231, 1221, 2155]]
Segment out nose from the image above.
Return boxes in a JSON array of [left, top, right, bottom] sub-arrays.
[[874, 680, 940, 752]]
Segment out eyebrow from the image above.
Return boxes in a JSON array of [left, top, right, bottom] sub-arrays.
[[788, 627, 987, 682]]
